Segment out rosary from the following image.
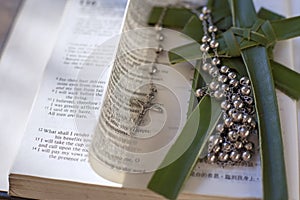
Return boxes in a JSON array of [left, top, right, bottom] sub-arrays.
[[130, 7, 168, 134], [193, 6, 258, 165], [133, 3, 258, 166]]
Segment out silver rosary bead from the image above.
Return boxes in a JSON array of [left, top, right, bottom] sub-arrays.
[[244, 142, 254, 151], [233, 100, 244, 109], [242, 114, 253, 124], [228, 72, 237, 79], [223, 112, 229, 119], [195, 88, 206, 97], [231, 111, 243, 122], [230, 151, 241, 162], [202, 62, 212, 71], [216, 123, 224, 132], [228, 108, 236, 117], [207, 153, 217, 163], [218, 152, 229, 162], [234, 141, 243, 149], [228, 130, 239, 141], [221, 84, 230, 91], [150, 65, 158, 74], [209, 81, 219, 90], [156, 33, 164, 41], [220, 65, 230, 73], [231, 94, 241, 101], [214, 90, 224, 100], [241, 85, 251, 95], [224, 117, 233, 127], [208, 135, 221, 146], [199, 13, 208, 21], [201, 6, 211, 14], [221, 100, 231, 110], [242, 151, 252, 161], [211, 57, 221, 65], [155, 24, 163, 31], [202, 35, 211, 43], [217, 74, 228, 83], [212, 145, 221, 153], [222, 142, 231, 152], [210, 40, 219, 48], [200, 43, 210, 52], [229, 79, 239, 87], [208, 25, 218, 33], [208, 66, 219, 76], [239, 126, 250, 138], [240, 77, 250, 85], [156, 44, 163, 54]]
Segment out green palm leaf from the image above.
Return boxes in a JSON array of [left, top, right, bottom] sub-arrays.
[[147, 0, 300, 199]]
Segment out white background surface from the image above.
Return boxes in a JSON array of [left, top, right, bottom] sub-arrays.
[[0, 0, 66, 191]]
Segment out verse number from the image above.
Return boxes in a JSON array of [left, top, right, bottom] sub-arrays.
[[48, 111, 55, 116], [80, 0, 96, 6], [35, 137, 43, 142]]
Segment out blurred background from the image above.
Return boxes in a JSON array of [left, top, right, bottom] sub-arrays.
[[0, 0, 22, 55]]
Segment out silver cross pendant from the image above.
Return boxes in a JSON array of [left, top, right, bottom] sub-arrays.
[[130, 85, 163, 134]]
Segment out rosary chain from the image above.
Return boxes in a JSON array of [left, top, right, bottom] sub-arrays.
[[195, 6, 258, 166], [130, 6, 168, 133]]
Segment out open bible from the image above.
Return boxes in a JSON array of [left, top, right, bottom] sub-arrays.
[[8, 0, 299, 199]]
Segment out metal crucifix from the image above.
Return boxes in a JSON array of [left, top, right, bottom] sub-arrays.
[[130, 85, 163, 134]]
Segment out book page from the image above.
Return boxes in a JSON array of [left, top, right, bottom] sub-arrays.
[[0, 0, 66, 191], [9, 0, 299, 199], [89, 0, 196, 182], [11, 0, 127, 187]]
